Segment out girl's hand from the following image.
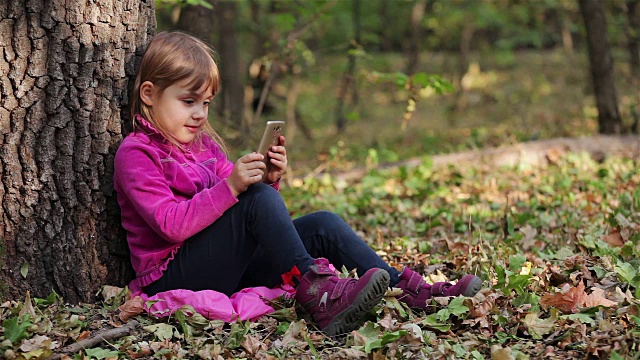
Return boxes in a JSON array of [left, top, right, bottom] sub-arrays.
[[226, 153, 266, 197], [264, 136, 287, 184]]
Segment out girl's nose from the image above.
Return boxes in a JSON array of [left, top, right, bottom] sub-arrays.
[[194, 106, 206, 119]]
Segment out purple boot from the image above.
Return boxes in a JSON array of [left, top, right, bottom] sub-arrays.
[[295, 258, 390, 336], [396, 268, 482, 310]]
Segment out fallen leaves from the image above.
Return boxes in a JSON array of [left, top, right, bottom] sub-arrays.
[[118, 296, 144, 322], [4, 154, 640, 359], [540, 282, 618, 314], [541, 282, 588, 313]]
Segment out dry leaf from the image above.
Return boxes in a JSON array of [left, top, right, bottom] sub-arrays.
[[540, 282, 586, 313], [601, 230, 624, 247], [491, 345, 515, 360], [329, 348, 367, 359], [281, 319, 307, 347], [466, 293, 498, 319], [19, 335, 59, 352], [522, 309, 558, 339], [241, 335, 266, 356], [118, 295, 145, 322], [76, 330, 91, 341], [377, 311, 395, 330], [101, 285, 126, 302], [19, 291, 36, 318], [583, 288, 617, 308], [427, 270, 449, 284]]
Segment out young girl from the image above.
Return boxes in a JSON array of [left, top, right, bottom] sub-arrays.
[[114, 31, 482, 336]]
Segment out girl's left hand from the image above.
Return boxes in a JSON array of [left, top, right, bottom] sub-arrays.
[[264, 136, 287, 184]]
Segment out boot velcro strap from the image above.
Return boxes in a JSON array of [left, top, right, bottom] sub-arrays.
[[431, 282, 449, 296], [309, 264, 337, 276], [330, 279, 350, 299], [406, 272, 425, 294]]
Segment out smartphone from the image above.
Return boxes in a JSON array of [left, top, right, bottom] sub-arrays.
[[256, 120, 285, 179]]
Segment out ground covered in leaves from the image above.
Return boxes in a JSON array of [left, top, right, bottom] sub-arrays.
[[2, 151, 640, 359]]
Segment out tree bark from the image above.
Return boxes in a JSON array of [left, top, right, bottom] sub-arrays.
[[578, 0, 622, 134], [0, 0, 155, 303], [216, 0, 245, 132]]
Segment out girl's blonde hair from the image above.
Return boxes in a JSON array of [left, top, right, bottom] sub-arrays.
[[130, 31, 227, 153]]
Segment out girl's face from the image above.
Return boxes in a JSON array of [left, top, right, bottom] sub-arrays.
[[142, 78, 213, 144]]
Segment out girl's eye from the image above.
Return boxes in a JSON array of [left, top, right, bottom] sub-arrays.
[[183, 99, 194, 105], [204, 101, 211, 106]]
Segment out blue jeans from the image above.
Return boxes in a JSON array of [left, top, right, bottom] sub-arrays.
[[144, 183, 401, 296]]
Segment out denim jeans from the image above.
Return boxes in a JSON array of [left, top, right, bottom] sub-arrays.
[[144, 183, 401, 296]]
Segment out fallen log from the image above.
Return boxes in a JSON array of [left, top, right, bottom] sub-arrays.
[[328, 135, 640, 182]]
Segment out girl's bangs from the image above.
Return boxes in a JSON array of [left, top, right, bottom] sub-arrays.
[[178, 55, 219, 94]]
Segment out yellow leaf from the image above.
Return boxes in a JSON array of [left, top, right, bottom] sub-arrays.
[[519, 262, 532, 276]]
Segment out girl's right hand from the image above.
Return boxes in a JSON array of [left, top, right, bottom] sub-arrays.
[[226, 153, 267, 197]]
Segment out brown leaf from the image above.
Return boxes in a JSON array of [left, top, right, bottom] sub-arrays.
[[540, 282, 586, 313], [602, 229, 624, 247], [466, 293, 498, 319], [583, 288, 617, 308], [19, 335, 59, 352], [376, 311, 395, 330], [329, 348, 367, 359], [241, 335, 266, 357], [118, 295, 145, 322], [101, 285, 126, 302], [76, 330, 91, 341], [491, 345, 515, 360]]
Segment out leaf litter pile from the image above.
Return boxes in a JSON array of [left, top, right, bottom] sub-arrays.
[[2, 152, 640, 359]]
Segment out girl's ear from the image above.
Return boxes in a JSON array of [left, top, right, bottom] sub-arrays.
[[140, 81, 155, 106]]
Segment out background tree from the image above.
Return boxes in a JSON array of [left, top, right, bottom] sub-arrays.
[[579, 0, 622, 134], [0, 0, 155, 302], [215, 0, 245, 133]]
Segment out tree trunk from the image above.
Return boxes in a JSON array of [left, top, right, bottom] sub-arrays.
[[335, 0, 361, 132], [579, 0, 622, 134], [378, 0, 393, 52], [406, 0, 426, 75], [0, 0, 155, 303], [625, 0, 640, 78], [216, 0, 245, 132], [175, 0, 214, 44], [249, 0, 267, 59]]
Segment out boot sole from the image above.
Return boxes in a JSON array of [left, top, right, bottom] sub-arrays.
[[321, 269, 390, 336], [462, 275, 483, 297]]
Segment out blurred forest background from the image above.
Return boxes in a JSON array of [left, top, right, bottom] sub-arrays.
[[157, 0, 639, 176]]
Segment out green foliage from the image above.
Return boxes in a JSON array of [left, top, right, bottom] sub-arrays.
[[157, 0, 212, 9], [2, 314, 33, 344]]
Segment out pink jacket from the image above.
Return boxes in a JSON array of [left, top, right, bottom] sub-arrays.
[[114, 117, 289, 321]]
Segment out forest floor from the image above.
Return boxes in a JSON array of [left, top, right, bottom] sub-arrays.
[[1, 50, 640, 359], [2, 148, 640, 359]]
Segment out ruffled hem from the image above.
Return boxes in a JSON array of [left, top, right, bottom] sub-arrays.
[[132, 246, 181, 289]]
